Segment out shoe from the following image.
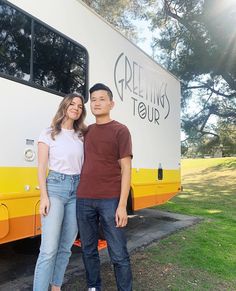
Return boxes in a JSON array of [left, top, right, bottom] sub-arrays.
[[88, 288, 96, 291]]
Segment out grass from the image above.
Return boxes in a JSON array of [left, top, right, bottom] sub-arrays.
[[148, 157, 236, 289], [64, 157, 236, 290]]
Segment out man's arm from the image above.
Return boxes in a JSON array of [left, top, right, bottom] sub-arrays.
[[115, 156, 132, 227]]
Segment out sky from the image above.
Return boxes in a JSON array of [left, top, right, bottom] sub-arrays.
[[133, 19, 153, 57]]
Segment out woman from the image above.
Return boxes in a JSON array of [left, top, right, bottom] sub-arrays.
[[33, 93, 86, 291]]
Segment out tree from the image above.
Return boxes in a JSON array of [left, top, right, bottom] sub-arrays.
[[215, 121, 236, 156], [145, 0, 236, 153]]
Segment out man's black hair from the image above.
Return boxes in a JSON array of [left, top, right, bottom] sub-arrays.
[[89, 83, 113, 100]]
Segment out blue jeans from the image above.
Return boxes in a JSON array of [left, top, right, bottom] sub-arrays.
[[77, 198, 132, 291], [33, 171, 80, 291]]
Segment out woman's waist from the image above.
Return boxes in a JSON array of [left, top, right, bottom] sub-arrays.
[[48, 170, 80, 180]]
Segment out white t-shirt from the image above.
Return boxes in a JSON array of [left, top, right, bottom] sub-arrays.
[[38, 127, 84, 175]]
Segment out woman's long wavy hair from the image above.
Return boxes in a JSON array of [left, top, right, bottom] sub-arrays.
[[50, 93, 87, 140]]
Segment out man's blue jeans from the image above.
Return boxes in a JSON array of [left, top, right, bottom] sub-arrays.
[[33, 171, 79, 291], [77, 198, 132, 291]]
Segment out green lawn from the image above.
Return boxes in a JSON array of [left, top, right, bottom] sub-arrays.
[[147, 157, 236, 290]]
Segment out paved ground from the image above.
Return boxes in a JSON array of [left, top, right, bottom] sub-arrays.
[[0, 209, 201, 291]]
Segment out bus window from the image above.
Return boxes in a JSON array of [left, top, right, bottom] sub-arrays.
[[33, 22, 87, 97], [0, 1, 31, 81], [0, 0, 88, 98]]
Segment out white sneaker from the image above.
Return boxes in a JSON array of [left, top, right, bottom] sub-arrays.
[[88, 288, 96, 291]]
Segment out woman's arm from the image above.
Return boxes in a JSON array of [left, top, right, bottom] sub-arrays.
[[38, 142, 50, 216]]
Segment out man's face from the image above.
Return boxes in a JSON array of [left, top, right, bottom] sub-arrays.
[[90, 90, 114, 117]]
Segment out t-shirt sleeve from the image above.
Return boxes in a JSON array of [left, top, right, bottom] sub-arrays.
[[117, 126, 133, 159], [38, 128, 52, 146]]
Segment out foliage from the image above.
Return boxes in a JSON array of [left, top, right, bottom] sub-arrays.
[[144, 0, 236, 154], [215, 122, 236, 156], [182, 120, 236, 157]]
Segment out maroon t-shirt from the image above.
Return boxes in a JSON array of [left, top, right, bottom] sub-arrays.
[[77, 120, 132, 198]]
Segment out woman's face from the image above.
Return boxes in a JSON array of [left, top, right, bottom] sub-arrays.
[[66, 97, 83, 121]]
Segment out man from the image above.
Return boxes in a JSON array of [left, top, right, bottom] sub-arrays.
[[77, 83, 133, 291]]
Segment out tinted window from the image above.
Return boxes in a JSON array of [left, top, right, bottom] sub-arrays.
[[33, 22, 87, 96], [0, 0, 88, 98], [0, 1, 31, 80]]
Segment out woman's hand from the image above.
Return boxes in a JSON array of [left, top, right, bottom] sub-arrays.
[[40, 195, 50, 216]]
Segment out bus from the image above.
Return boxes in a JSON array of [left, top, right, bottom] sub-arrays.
[[0, 0, 181, 244]]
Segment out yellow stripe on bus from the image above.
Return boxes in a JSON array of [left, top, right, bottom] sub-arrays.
[[0, 166, 181, 215], [131, 168, 181, 210], [0, 166, 181, 243], [0, 167, 38, 194]]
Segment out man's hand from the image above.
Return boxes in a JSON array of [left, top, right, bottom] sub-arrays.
[[115, 205, 128, 227]]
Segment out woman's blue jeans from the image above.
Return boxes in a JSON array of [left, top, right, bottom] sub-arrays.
[[33, 171, 79, 291], [77, 198, 132, 291]]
